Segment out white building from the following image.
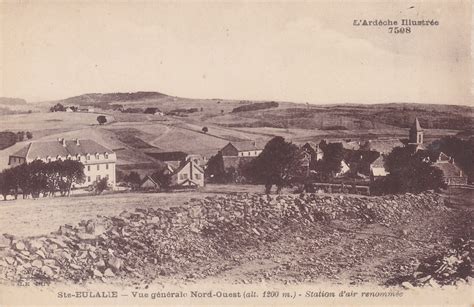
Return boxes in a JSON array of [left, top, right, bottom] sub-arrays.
[[8, 138, 116, 189], [170, 160, 205, 187]]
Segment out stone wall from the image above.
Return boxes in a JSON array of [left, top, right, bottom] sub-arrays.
[[0, 191, 447, 283]]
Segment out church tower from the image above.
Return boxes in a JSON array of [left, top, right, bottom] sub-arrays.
[[409, 117, 423, 145]]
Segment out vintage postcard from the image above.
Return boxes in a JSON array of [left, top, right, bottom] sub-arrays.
[[0, 0, 472, 306]]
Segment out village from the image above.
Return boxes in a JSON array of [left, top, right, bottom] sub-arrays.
[[0, 100, 472, 290], [0, 112, 469, 199], [0, 2, 472, 305]]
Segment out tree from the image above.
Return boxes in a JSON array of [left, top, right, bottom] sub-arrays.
[[26, 131, 33, 139], [150, 170, 172, 188], [28, 160, 48, 198], [377, 146, 446, 194], [311, 142, 344, 179], [94, 177, 109, 195], [44, 160, 62, 196], [50, 103, 65, 112], [244, 136, 306, 194], [3, 167, 20, 199], [97, 115, 107, 125], [61, 160, 85, 196], [202, 127, 209, 133], [0, 171, 11, 200], [16, 131, 25, 142], [206, 152, 227, 183], [124, 171, 141, 189]]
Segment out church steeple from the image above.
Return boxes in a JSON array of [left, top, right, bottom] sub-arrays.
[[409, 117, 423, 144]]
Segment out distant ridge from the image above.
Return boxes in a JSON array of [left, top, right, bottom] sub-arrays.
[[59, 91, 168, 106], [0, 97, 27, 105]]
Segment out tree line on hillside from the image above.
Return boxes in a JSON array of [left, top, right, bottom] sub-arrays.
[[0, 160, 85, 200], [0, 131, 33, 150], [231, 101, 279, 113]]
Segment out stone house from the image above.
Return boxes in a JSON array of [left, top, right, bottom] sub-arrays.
[[431, 152, 468, 185], [220, 141, 263, 157]]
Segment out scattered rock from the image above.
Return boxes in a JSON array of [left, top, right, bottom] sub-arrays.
[[103, 268, 115, 277]]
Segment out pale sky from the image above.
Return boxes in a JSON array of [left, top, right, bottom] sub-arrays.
[[0, 1, 472, 105]]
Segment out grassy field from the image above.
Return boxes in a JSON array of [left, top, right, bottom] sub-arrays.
[[0, 92, 471, 176], [0, 184, 280, 238]]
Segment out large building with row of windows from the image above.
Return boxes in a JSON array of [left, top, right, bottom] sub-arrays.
[[8, 138, 116, 189]]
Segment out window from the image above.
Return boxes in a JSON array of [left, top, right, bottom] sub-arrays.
[[96, 175, 101, 181], [105, 153, 109, 159], [179, 173, 188, 180], [87, 165, 91, 171], [87, 176, 91, 182], [106, 163, 109, 170], [86, 155, 90, 160], [97, 164, 100, 171], [195, 174, 201, 180]]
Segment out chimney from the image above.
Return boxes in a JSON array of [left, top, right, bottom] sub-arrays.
[[61, 139, 66, 147], [75, 139, 80, 146]]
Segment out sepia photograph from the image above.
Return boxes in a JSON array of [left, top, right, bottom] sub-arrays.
[[0, 0, 472, 306]]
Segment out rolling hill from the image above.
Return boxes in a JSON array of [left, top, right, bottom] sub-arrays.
[[1, 91, 471, 174]]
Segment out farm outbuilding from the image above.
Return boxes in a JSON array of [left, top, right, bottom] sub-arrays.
[[140, 175, 162, 191]]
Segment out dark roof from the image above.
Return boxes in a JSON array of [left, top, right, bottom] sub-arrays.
[[231, 141, 263, 151], [435, 162, 465, 178], [172, 160, 204, 175], [11, 139, 113, 159], [141, 175, 161, 186]]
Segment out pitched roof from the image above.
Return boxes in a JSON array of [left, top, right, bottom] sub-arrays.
[[435, 162, 465, 178], [366, 139, 404, 154], [231, 141, 263, 151], [10, 143, 31, 158], [412, 117, 423, 131], [434, 151, 451, 162], [371, 155, 385, 168], [172, 160, 204, 175], [141, 175, 161, 187], [11, 139, 113, 159]]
